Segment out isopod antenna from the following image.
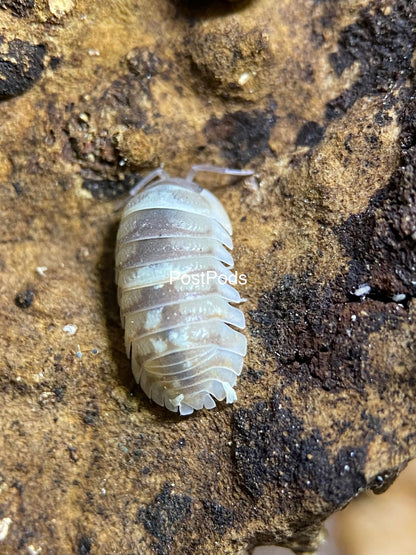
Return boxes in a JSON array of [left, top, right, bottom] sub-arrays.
[[186, 165, 254, 182]]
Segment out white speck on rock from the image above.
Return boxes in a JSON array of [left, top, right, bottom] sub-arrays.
[[0, 517, 11, 542], [27, 545, 42, 555], [36, 266, 48, 277], [238, 72, 251, 86], [63, 324, 77, 335]]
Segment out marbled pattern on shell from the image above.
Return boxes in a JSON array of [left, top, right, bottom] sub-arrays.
[[115, 170, 247, 415]]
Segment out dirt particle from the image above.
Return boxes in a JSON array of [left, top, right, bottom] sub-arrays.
[[15, 289, 34, 309], [49, 56, 61, 70], [83, 401, 99, 425], [77, 535, 92, 554], [12, 182, 23, 195], [126, 47, 166, 81]]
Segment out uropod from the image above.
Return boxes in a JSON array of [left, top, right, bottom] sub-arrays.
[[115, 165, 252, 415]]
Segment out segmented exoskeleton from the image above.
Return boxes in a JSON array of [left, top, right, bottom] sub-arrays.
[[115, 165, 252, 415]]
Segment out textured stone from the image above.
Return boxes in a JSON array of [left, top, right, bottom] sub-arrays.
[[0, 37, 45, 98], [0, 0, 415, 553], [0, 0, 34, 18]]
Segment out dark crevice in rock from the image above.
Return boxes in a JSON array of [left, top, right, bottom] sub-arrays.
[[295, 121, 326, 148], [137, 483, 192, 555], [307, 0, 416, 149], [0, 37, 45, 98], [82, 173, 143, 200], [249, 273, 404, 394], [202, 499, 234, 535], [0, 0, 34, 17], [204, 106, 277, 165], [338, 93, 416, 298], [63, 75, 151, 179], [77, 535, 92, 554], [233, 395, 367, 506], [325, 0, 416, 121]]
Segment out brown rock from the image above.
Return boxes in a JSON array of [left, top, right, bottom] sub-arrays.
[[0, 0, 415, 553]]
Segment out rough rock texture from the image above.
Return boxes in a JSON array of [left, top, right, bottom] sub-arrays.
[[0, 0, 415, 553]]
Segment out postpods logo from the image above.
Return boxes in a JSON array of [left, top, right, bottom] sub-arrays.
[[169, 270, 247, 286]]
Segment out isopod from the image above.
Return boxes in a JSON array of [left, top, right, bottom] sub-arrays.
[[115, 165, 252, 415]]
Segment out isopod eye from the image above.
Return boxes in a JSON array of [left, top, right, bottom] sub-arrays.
[[115, 167, 247, 414]]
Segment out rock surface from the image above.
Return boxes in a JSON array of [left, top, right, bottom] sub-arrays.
[[0, 0, 415, 553]]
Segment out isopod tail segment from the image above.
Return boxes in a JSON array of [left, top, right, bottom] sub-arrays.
[[114, 165, 254, 211]]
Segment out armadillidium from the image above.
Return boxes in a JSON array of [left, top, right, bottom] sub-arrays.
[[115, 165, 252, 415]]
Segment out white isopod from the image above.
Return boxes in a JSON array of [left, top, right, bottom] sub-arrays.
[[115, 165, 252, 415]]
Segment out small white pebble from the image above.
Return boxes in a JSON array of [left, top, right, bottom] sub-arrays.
[[48, 0, 73, 16], [27, 545, 42, 555], [244, 175, 259, 193], [392, 293, 406, 302], [238, 72, 251, 86], [38, 391, 56, 405], [0, 517, 11, 542], [32, 373, 45, 384], [351, 314, 357, 322], [36, 266, 48, 277], [351, 284, 371, 297], [63, 324, 77, 335], [88, 48, 100, 56]]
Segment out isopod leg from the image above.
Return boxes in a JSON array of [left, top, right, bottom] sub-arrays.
[[186, 165, 253, 182], [128, 168, 171, 197], [113, 167, 171, 211]]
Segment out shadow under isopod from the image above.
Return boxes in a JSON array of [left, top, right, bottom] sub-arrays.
[[97, 219, 136, 390]]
